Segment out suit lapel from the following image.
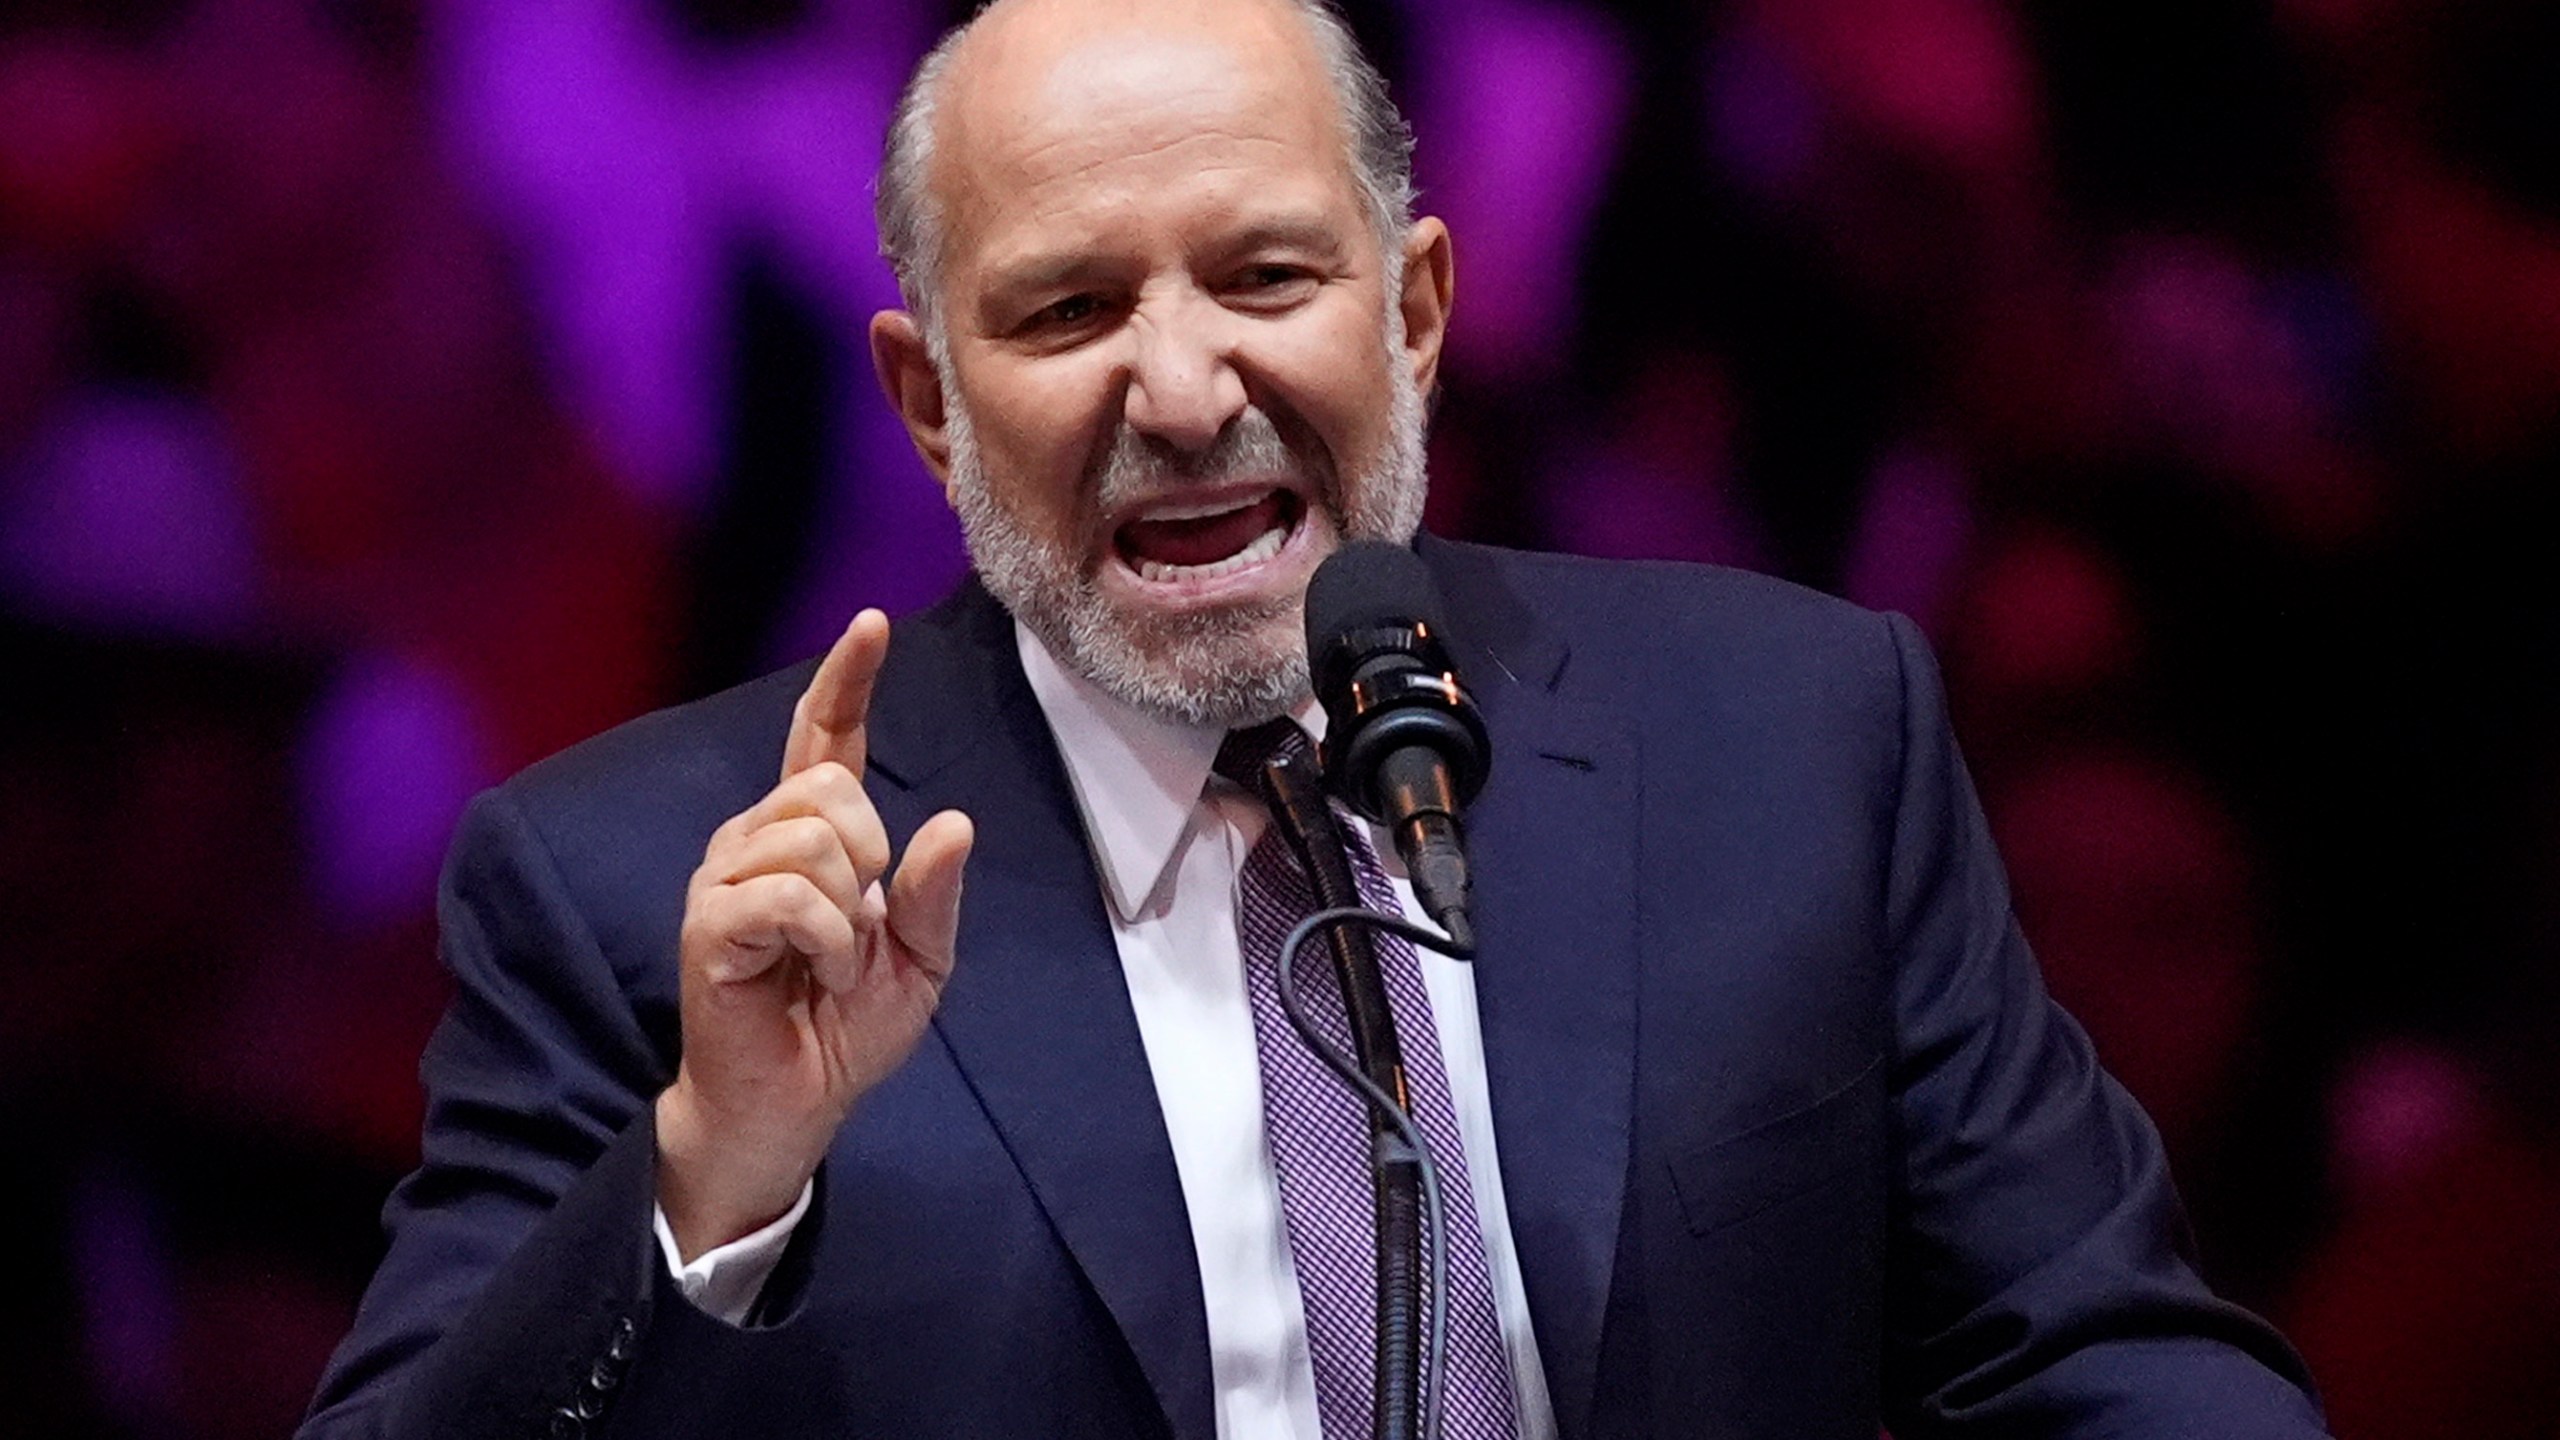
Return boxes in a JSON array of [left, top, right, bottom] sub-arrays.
[[1427, 540, 1640, 1440], [863, 586, 1215, 1440], [858, 548, 1641, 1440]]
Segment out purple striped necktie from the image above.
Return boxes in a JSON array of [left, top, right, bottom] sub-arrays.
[[1214, 720, 1519, 1440]]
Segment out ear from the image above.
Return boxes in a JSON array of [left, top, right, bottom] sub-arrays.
[[869, 308, 955, 495], [1396, 217, 1455, 397]]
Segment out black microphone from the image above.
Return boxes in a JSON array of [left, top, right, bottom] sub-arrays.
[[1304, 541, 1491, 951]]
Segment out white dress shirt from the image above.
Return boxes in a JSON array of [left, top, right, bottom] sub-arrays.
[[657, 623, 1558, 1440]]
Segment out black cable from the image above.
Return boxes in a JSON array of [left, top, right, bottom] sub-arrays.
[[1277, 904, 1477, 1440], [1251, 747, 1425, 1438]]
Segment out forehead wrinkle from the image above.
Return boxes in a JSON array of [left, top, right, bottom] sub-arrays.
[[955, 73, 1330, 206], [1002, 127, 1309, 211]]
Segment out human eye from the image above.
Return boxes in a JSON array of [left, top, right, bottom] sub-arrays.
[[1051, 292, 1110, 325], [1223, 262, 1319, 310], [1005, 290, 1120, 348]]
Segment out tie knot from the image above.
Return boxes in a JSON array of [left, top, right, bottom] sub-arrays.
[[1213, 718, 1311, 795]]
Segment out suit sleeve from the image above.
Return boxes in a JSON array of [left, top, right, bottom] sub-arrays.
[[1871, 612, 2330, 1437], [295, 787, 830, 1440], [294, 786, 665, 1439]]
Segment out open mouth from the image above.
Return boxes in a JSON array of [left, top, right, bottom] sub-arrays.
[[1113, 489, 1304, 585]]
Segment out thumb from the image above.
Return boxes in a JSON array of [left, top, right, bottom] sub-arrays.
[[884, 809, 974, 981]]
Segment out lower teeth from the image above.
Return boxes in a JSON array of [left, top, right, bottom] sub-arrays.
[[1134, 524, 1287, 583]]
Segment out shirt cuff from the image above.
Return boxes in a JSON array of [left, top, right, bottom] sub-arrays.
[[651, 1181, 813, 1325]]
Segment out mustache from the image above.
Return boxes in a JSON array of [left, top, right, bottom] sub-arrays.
[[1089, 406, 1335, 511]]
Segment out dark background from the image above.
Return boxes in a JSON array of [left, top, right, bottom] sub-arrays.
[[4, 0, 2556, 1435]]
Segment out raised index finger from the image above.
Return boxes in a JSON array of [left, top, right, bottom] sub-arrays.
[[783, 608, 890, 781]]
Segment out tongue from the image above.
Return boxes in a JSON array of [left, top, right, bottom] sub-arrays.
[[1120, 494, 1286, 569]]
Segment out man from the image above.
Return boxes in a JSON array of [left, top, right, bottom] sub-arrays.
[[301, 1, 2329, 1436]]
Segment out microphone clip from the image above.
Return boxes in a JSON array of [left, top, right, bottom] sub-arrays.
[[1312, 619, 1490, 823]]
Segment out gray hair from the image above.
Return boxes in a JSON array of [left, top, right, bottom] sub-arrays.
[[874, 0, 1417, 333]]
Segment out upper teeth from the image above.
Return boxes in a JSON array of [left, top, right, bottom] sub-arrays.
[[1135, 523, 1288, 583], [1140, 495, 1265, 523]]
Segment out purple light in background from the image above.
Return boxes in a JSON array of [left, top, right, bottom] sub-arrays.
[[0, 389, 258, 640], [73, 1156, 181, 1436], [2268, 265, 2379, 429], [767, 377, 970, 661], [1793, 0, 2039, 170], [296, 649, 496, 929], [436, 0, 925, 516], [711, 35, 915, 327], [1701, 28, 1823, 204], [2327, 1040, 2486, 1203], [1409, 0, 1632, 383], [1540, 450, 1767, 570], [1840, 445, 1973, 635], [438, 0, 729, 512], [1538, 349, 1764, 569]]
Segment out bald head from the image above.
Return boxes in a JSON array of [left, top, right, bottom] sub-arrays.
[[875, 0, 1414, 330], [857, 0, 1454, 727]]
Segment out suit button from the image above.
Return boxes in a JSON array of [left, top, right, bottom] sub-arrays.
[[605, 1316, 638, 1363], [547, 1407, 584, 1439], [572, 1388, 609, 1422], [588, 1360, 619, 1393]]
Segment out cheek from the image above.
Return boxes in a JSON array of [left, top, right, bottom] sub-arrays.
[[959, 368, 1108, 530], [1262, 308, 1400, 461]]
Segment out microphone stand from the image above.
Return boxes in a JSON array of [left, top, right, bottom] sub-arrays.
[[1254, 750, 1429, 1440], [1276, 907, 1470, 1440]]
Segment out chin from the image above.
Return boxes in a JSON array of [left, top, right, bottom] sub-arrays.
[[1065, 595, 1312, 728]]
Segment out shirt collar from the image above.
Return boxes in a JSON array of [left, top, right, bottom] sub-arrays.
[[1014, 620, 1324, 923]]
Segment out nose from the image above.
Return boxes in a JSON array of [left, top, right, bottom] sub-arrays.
[[1121, 294, 1248, 455]]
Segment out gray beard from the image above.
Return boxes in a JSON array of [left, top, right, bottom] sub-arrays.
[[943, 359, 1428, 729]]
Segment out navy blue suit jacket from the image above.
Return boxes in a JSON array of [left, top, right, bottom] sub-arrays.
[[301, 539, 2326, 1439]]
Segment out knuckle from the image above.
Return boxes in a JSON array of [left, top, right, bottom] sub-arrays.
[[775, 812, 837, 859], [799, 879, 860, 936], [848, 824, 892, 876], [767, 870, 824, 915], [828, 777, 880, 829], [816, 904, 860, 955], [681, 890, 741, 952]]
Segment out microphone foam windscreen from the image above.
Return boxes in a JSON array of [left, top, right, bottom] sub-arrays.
[[1303, 541, 1446, 657]]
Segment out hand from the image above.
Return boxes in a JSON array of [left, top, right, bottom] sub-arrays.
[[655, 609, 973, 1261]]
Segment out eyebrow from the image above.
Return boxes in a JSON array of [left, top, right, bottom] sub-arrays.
[[981, 210, 1359, 298], [1201, 214, 1356, 268], [982, 252, 1120, 300]]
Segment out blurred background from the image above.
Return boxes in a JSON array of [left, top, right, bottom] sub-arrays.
[[4, 0, 2556, 1434]]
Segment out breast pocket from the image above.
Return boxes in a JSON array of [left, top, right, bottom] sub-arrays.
[[1667, 1054, 1886, 1238]]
